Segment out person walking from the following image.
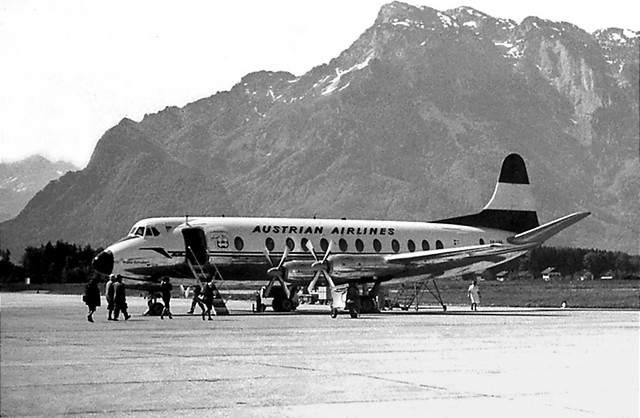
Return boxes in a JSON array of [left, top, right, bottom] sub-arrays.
[[188, 284, 205, 315], [201, 279, 215, 320], [105, 274, 116, 320], [467, 280, 481, 311], [113, 275, 131, 320], [160, 276, 173, 319], [83, 277, 101, 322]]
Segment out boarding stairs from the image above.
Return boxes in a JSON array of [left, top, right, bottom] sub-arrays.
[[186, 247, 229, 316]]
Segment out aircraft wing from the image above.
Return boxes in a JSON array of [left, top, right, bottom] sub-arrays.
[[384, 242, 536, 267]]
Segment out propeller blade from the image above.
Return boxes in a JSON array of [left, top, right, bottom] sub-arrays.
[[263, 247, 275, 267], [322, 240, 334, 263], [312, 239, 334, 271], [321, 269, 337, 290], [307, 271, 322, 293], [278, 245, 290, 269], [305, 240, 318, 262]]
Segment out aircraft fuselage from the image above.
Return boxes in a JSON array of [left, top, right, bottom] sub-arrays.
[[96, 216, 523, 286]]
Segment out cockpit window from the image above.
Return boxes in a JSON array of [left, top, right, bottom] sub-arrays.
[[135, 227, 145, 236], [144, 227, 160, 237]]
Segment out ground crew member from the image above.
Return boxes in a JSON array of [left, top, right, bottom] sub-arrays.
[[113, 275, 131, 320], [188, 284, 205, 315], [160, 276, 173, 319], [468, 280, 481, 311], [83, 277, 101, 322], [105, 274, 116, 320], [201, 279, 215, 320]]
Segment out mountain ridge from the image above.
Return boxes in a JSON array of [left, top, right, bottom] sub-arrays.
[[0, 156, 77, 223], [1, 2, 638, 256]]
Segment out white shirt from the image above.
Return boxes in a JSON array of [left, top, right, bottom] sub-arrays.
[[468, 284, 480, 303]]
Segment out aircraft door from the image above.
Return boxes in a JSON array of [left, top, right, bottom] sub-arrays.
[[182, 228, 209, 265]]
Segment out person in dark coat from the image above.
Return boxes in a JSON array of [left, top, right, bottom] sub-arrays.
[[188, 284, 205, 315], [113, 275, 131, 321], [84, 277, 101, 322], [160, 276, 173, 319], [201, 279, 215, 321], [105, 274, 116, 320]]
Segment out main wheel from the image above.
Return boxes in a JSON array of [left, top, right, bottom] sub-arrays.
[[280, 298, 294, 312], [361, 297, 376, 313], [269, 286, 288, 312], [331, 309, 338, 318], [272, 297, 283, 312]]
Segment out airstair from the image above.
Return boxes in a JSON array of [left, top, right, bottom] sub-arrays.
[[186, 246, 230, 316]]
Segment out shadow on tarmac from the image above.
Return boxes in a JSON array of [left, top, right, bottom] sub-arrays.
[[208, 308, 566, 318]]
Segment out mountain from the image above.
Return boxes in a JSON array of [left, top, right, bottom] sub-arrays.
[[0, 156, 77, 222], [1, 2, 638, 257]]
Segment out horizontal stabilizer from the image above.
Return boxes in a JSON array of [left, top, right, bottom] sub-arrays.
[[507, 212, 590, 245]]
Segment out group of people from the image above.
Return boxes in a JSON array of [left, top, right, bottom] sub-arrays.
[[84, 275, 483, 321], [187, 278, 217, 320], [83, 274, 130, 322], [83, 274, 219, 322]]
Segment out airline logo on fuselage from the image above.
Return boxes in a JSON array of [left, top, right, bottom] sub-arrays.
[[251, 225, 395, 236]]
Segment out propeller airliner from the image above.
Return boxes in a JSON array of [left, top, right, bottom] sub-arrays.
[[92, 154, 589, 317]]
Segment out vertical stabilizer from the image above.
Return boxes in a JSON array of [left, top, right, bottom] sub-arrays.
[[433, 154, 539, 233]]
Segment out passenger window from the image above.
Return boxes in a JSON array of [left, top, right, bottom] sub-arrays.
[[301, 238, 309, 251], [407, 240, 416, 252], [422, 240, 430, 251], [265, 237, 275, 252], [391, 239, 400, 253], [436, 240, 444, 249], [234, 237, 244, 251], [355, 239, 364, 252], [320, 238, 329, 252], [373, 239, 382, 253], [479, 238, 485, 245], [339, 238, 348, 252], [286, 237, 295, 251]]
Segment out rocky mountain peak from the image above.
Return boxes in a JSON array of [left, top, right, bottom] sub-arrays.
[[1, 2, 638, 255], [376, 2, 457, 28]]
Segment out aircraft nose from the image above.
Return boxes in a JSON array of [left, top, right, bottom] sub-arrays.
[[92, 250, 114, 275]]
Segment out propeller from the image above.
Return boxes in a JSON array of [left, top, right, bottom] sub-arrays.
[[305, 240, 336, 293], [264, 245, 290, 278]]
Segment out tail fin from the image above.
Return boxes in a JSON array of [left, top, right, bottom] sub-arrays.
[[434, 154, 540, 233]]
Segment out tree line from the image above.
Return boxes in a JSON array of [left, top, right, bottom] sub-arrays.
[[499, 246, 639, 280], [1, 241, 638, 285], [1, 241, 102, 284]]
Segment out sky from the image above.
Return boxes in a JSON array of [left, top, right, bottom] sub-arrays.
[[1, 0, 638, 168]]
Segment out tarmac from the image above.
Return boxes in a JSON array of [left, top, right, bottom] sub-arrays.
[[1, 292, 638, 418]]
